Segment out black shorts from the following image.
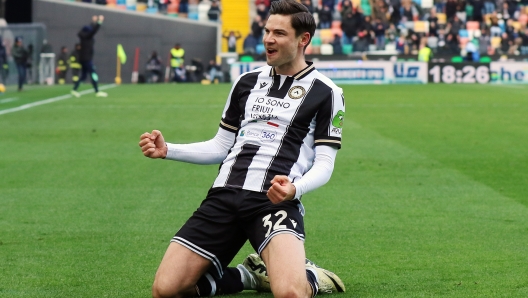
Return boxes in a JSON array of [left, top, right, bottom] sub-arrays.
[[171, 187, 306, 278]]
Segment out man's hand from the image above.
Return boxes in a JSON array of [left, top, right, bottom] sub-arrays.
[[267, 175, 296, 204], [98, 15, 104, 23], [139, 130, 168, 159], [92, 15, 98, 23]]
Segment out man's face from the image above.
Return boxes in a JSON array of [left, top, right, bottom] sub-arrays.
[[263, 14, 305, 68]]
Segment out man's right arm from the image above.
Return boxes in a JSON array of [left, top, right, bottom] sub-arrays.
[[139, 128, 235, 164]]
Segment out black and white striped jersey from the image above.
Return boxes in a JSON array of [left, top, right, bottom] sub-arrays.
[[212, 62, 345, 192]]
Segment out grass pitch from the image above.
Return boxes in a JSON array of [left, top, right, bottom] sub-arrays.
[[0, 83, 527, 297]]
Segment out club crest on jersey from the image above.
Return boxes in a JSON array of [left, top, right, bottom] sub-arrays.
[[288, 86, 306, 99]]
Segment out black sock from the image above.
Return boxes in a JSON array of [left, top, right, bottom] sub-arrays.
[[195, 268, 244, 296], [196, 273, 215, 296], [215, 267, 244, 295], [306, 269, 318, 297]]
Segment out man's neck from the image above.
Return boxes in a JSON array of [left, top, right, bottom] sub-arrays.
[[274, 57, 308, 76]]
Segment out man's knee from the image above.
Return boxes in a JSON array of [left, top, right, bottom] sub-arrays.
[[152, 274, 194, 298], [271, 284, 310, 298]]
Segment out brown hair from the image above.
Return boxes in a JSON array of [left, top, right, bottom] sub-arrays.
[[269, 0, 316, 47]]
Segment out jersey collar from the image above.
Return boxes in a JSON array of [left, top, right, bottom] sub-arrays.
[[269, 61, 315, 80]]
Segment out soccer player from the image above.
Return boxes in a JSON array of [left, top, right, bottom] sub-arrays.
[[71, 15, 107, 98], [139, 0, 346, 297]]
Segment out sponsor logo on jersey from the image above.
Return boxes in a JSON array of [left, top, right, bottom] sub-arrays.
[[332, 110, 344, 128], [290, 218, 297, 228], [288, 86, 306, 99], [260, 82, 268, 89], [241, 129, 277, 142], [331, 110, 344, 134]]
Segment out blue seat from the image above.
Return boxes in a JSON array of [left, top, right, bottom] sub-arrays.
[[256, 44, 265, 55], [188, 12, 199, 20]]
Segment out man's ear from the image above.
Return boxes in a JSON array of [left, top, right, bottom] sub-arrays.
[[299, 32, 311, 48]]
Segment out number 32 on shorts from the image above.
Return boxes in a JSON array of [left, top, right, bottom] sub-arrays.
[[262, 210, 288, 237]]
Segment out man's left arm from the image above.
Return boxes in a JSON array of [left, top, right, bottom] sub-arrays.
[[267, 145, 337, 204]]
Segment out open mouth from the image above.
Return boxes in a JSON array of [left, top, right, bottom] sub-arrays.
[[266, 48, 278, 55]]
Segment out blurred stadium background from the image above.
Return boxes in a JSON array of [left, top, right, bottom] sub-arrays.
[[0, 0, 527, 86]]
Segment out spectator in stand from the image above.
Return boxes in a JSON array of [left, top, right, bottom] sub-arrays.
[[441, 32, 460, 54], [158, 0, 169, 14], [12, 36, 30, 92], [479, 28, 491, 54], [363, 16, 374, 44], [446, 14, 464, 35], [301, 0, 314, 14], [469, 0, 484, 23], [499, 32, 514, 54], [445, 0, 458, 21], [331, 33, 343, 54], [373, 18, 387, 50], [400, 0, 419, 22], [520, 28, 528, 55], [322, 0, 335, 11], [243, 33, 258, 54], [178, 0, 189, 18], [317, 5, 333, 29], [465, 39, 478, 61], [251, 15, 265, 43], [505, 19, 517, 37], [396, 33, 407, 53], [341, 8, 364, 45], [339, 0, 353, 19], [386, 23, 398, 44], [354, 24, 371, 52], [406, 30, 421, 53], [371, 0, 388, 23], [146, 51, 162, 83], [483, 0, 495, 15], [223, 30, 242, 52], [256, 3, 270, 20], [208, 0, 221, 21], [489, 14, 502, 37], [255, 0, 270, 8], [389, 0, 402, 26], [428, 7, 439, 37]]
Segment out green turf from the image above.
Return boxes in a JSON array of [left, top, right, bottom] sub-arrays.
[[1, 83, 527, 297]]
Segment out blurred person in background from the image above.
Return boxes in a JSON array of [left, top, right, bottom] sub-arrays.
[[243, 33, 258, 54], [146, 51, 163, 83], [12, 36, 30, 92], [206, 59, 221, 83], [373, 18, 387, 50], [178, 0, 189, 18], [223, 30, 242, 52], [69, 43, 82, 84], [71, 15, 107, 98], [0, 36, 8, 85], [251, 15, 265, 43], [317, 5, 333, 29], [170, 43, 185, 82], [56, 46, 69, 85], [208, 0, 221, 21]]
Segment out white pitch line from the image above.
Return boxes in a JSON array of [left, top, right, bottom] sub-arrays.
[[0, 84, 117, 116], [0, 97, 18, 104]]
